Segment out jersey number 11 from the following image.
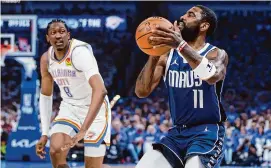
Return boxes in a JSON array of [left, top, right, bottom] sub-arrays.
[[193, 89, 203, 108]]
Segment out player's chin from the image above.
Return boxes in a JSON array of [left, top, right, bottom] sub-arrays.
[[56, 46, 65, 51]]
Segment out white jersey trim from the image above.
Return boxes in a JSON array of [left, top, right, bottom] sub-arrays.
[[203, 46, 217, 57], [163, 49, 174, 82], [198, 43, 210, 54]]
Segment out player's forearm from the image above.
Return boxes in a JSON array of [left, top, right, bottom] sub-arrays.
[[39, 76, 53, 136], [179, 44, 203, 69], [135, 56, 159, 97], [80, 89, 107, 131], [205, 65, 225, 84]]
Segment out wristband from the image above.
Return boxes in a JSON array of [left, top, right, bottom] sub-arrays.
[[39, 93, 53, 136], [193, 57, 217, 80], [177, 40, 187, 52]]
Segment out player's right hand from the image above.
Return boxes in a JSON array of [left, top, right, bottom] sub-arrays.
[[35, 135, 48, 159]]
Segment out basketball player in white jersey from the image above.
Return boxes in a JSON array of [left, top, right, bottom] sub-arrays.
[[35, 19, 111, 168]]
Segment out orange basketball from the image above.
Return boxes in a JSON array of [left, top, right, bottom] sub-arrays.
[[135, 17, 173, 56]]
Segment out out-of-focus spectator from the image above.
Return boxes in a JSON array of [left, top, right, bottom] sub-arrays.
[[143, 125, 158, 153]]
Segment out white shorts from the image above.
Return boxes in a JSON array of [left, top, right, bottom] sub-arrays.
[[50, 97, 111, 150]]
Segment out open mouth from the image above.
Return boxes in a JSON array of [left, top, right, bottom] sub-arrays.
[[56, 41, 64, 46], [178, 20, 185, 27]]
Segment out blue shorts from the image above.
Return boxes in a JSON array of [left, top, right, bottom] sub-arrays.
[[153, 123, 225, 168]]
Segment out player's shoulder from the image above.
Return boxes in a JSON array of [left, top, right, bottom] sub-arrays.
[[72, 38, 92, 48], [72, 40, 94, 59], [206, 47, 228, 60], [40, 51, 50, 72], [40, 51, 49, 63], [72, 39, 93, 52]]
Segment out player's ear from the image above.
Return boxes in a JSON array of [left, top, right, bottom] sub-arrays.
[[46, 35, 50, 43], [67, 32, 71, 40], [200, 22, 210, 32]]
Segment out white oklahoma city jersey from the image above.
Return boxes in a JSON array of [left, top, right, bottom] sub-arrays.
[[48, 39, 101, 106]]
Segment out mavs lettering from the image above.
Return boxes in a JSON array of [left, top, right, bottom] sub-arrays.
[[168, 70, 202, 88]]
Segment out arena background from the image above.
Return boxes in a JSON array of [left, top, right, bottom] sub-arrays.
[[1, 1, 271, 168]]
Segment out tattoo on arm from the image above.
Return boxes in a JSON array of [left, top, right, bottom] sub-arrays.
[[147, 61, 157, 87], [137, 64, 146, 81], [182, 49, 201, 64], [181, 45, 203, 64], [207, 49, 228, 83]]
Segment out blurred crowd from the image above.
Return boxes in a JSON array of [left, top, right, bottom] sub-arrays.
[[1, 1, 271, 166]]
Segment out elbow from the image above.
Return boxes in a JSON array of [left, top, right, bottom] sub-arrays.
[[93, 87, 107, 97], [205, 75, 222, 85], [135, 89, 149, 98], [205, 79, 216, 85], [101, 88, 108, 97], [95, 88, 107, 97]]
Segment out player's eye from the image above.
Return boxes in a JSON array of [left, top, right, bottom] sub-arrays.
[[188, 12, 195, 17], [60, 30, 65, 34]]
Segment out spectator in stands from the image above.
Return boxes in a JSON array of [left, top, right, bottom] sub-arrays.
[[226, 105, 239, 125], [126, 117, 139, 163], [111, 119, 128, 155], [225, 126, 234, 164], [263, 121, 271, 166], [251, 126, 266, 161], [236, 137, 259, 166], [143, 125, 158, 153], [105, 134, 123, 164]]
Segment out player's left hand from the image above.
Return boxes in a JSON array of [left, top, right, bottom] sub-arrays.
[[149, 21, 184, 49], [61, 130, 95, 151]]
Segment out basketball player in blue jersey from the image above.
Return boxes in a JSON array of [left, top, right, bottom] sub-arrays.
[[135, 5, 228, 168], [35, 19, 112, 168]]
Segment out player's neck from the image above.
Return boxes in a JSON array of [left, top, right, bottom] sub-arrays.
[[187, 36, 206, 52]]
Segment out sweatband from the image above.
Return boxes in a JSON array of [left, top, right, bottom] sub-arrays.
[[39, 93, 53, 136], [193, 57, 216, 80]]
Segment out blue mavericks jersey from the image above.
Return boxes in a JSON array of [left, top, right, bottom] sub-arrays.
[[164, 43, 226, 126]]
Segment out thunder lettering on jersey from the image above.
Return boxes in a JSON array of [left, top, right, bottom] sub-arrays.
[[47, 39, 94, 106], [164, 43, 226, 126]]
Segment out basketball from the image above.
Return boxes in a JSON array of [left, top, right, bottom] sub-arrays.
[[135, 17, 173, 56]]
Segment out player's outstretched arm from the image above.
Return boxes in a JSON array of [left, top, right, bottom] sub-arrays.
[[36, 52, 54, 159], [135, 53, 168, 98]]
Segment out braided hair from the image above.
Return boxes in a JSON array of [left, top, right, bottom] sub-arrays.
[[46, 19, 69, 34]]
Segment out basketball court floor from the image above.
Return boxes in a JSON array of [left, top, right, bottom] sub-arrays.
[[0, 161, 262, 168], [1, 161, 135, 168]]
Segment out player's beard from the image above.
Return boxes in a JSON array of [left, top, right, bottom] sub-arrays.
[[56, 47, 64, 51], [181, 23, 200, 42]]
